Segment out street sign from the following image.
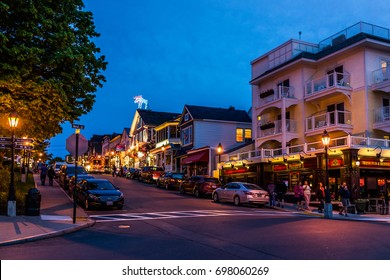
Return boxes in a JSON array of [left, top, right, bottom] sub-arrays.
[[72, 124, 85, 129], [15, 145, 34, 150], [0, 137, 11, 142], [15, 138, 33, 142], [0, 143, 10, 149], [66, 133, 88, 156]]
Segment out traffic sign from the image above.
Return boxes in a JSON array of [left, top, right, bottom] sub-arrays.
[[15, 138, 33, 142], [66, 133, 88, 156], [15, 145, 34, 150], [72, 124, 85, 129]]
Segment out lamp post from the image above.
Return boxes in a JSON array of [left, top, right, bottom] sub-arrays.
[[8, 112, 19, 217], [321, 130, 332, 218], [161, 146, 165, 169], [217, 143, 223, 181]]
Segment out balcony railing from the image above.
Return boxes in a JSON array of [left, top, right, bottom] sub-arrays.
[[260, 86, 295, 104], [306, 110, 352, 132], [374, 106, 390, 123], [372, 66, 390, 84], [258, 119, 297, 137], [227, 135, 390, 163], [306, 72, 351, 96]]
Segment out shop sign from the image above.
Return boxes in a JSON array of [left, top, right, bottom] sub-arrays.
[[273, 164, 287, 171], [360, 160, 390, 167], [329, 158, 342, 167], [224, 167, 248, 174], [290, 172, 300, 188], [289, 162, 303, 170]]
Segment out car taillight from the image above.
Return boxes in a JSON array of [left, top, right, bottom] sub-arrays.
[[244, 191, 254, 196]]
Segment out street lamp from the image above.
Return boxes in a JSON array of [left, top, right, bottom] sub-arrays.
[[7, 112, 19, 216], [217, 143, 223, 180], [321, 130, 332, 218]]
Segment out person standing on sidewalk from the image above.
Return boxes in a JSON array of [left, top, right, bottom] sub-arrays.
[[294, 182, 304, 210], [302, 181, 311, 210], [267, 181, 276, 206], [276, 179, 287, 208], [40, 163, 48, 186], [316, 182, 325, 213], [48, 165, 56, 186], [339, 181, 351, 217]]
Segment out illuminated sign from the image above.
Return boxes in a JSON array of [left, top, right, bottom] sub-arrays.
[[133, 95, 148, 109]]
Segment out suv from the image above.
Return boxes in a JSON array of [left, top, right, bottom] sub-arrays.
[[179, 175, 221, 198], [139, 166, 165, 184], [157, 172, 186, 190], [58, 164, 88, 190]]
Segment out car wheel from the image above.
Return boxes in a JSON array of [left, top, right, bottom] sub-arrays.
[[194, 188, 200, 198], [165, 183, 170, 190], [117, 204, 123, 210], [213, 193, 219, 202], [233, 195, 240, 206]]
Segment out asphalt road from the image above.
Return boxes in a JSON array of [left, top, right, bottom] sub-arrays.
[[1, 175, 389, 260]]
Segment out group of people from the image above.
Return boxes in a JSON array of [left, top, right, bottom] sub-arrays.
[[293, 181, 312, 211], [267, 179, 288, 208], [39, 163, 56, 186]]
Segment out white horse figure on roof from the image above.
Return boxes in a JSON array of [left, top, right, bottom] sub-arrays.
[[133, 95, 148, 109]]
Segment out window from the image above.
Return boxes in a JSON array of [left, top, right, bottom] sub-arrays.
[[244, 129, 252, 141], [181, 126, 192, 146], [184, 113, 190, 122], [236, 128, 243, 142]]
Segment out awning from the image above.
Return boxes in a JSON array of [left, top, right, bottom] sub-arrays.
[[182, 150, 209, 164]]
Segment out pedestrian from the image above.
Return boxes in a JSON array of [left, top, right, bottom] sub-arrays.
[[302, 180, 311, 210], [339, 181, 351, 217], [267, 181, 276, 206], [48, 165, 56, 186], [276, 179, 287, 208], [112, 165, 116, 177], [40, 163, 48, 186], [294, 182, 304, 210], [316, 182, 325, 213]]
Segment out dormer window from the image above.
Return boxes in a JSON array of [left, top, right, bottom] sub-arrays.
[[184, 113, 189, 122]]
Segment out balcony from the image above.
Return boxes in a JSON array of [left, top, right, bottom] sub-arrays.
[[258, 119, 297, 138], [372, 67, 390, 93], [257, 86, 298, 109], [305, 72, 352, 102], [305, 110, 352, 136], [373, 106, 390, 133]]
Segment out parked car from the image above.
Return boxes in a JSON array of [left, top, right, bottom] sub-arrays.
[[157, 172, 186, 190], [179, 175, 221, 198], [139, 166, 165, 183], [125, 168, 141, 180], [74, 178, 124, 210], [212, 182, 269, 207], [58, 164, 88, 190], [53, 161, 67, 178], [68, 174, 95, 197]]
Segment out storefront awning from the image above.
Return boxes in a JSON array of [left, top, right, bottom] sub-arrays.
[[182, 150, 209, 164]]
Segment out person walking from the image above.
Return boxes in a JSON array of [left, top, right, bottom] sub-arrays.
[[40, 163, 48, 186], [276, 179, 287, 208], [294, 182, 304, 210], [267, 181, 276, 207], [316, 182, 325, 213], [48, 165, 56, 186], [339, 181, 351, 216], [302, 180, 311, 210]]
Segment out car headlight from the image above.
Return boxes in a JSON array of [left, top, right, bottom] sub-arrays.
[[88, 193, 99, 201]]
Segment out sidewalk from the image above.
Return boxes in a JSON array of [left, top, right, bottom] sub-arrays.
[[0, 173, 94, 246]]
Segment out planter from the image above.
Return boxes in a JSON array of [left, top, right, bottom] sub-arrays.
[[260, 122, 275, 130], [259, 89, 274, 98]]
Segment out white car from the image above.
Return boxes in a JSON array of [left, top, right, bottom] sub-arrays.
[[212, 182, 269, 207]]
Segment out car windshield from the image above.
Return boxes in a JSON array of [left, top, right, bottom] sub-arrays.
[[67, 166, 87, 175], [204, 178, 220, 184], [243, 183, 264, 191], [172, 174, 185, 179], [87, 181, 116, 190]]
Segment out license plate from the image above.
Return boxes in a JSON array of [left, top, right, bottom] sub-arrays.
[[106, 201, 113, 206]]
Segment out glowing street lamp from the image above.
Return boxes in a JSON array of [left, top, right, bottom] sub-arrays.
[[7, 112, 19, 216], [217, 143, 223, 180], [321, 130, 332, 218]]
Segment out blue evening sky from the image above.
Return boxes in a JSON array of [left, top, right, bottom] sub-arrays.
[[48, 0, 390, 159]]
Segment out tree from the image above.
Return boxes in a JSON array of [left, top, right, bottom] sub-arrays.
[[0, 0, 107, 141]]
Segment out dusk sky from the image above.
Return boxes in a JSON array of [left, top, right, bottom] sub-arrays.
[[48, 0, 390, 158]]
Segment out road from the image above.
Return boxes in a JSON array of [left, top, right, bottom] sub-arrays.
[[1, 174, 389, 260]]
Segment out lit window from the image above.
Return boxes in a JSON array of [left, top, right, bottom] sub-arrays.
[[236, 128, 244, 142], [245, 129, 252, 140]]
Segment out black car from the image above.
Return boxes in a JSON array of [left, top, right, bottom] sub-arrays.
[[58, 164, 88, 190], [125, 168, 141, 180], [157, 172, 186, 190], [179, 175, 221, 197], [74, 178, 124, 210]]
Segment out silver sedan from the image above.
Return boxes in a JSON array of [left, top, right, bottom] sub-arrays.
[[212, 182, 269, 206]]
